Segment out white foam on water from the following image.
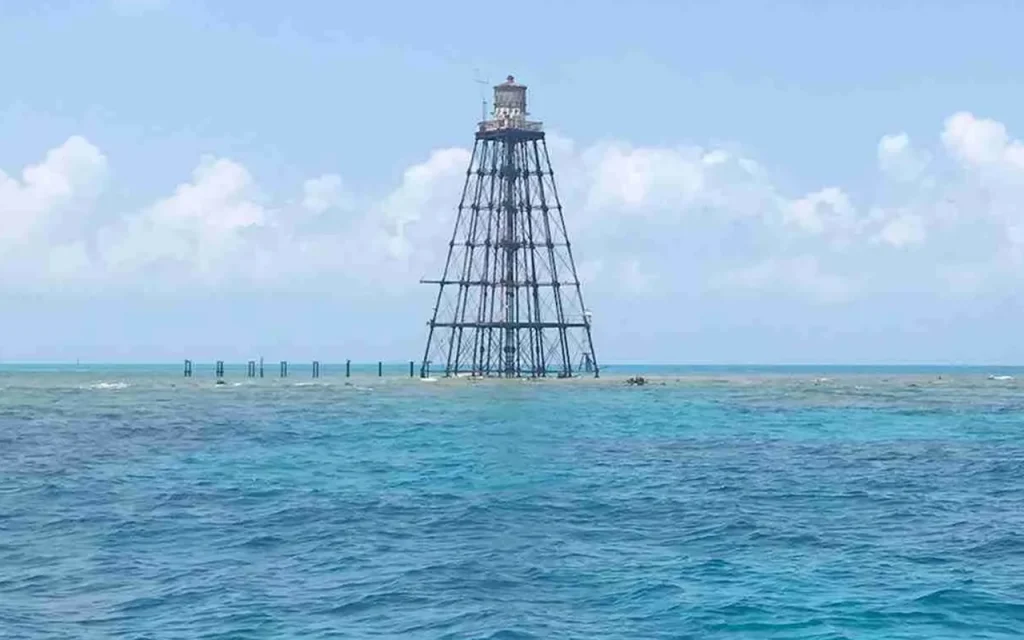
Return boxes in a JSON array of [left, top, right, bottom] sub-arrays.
[[87, 382, 130, 390]]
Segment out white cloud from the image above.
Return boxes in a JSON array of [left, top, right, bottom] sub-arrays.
[[574, 141, 773, 227], [375, 147, 470, 263], [99, 156, 272, 283], [942, 112, 1015, 168], [875, 210, 926, 248], [878, 133, 929, 181], [0, 136, 107, 245], [302, 174, 347, 214], [8, 110, 1024, 302], [0, 136, 107, 286], [582, 143, 706, 211], [783, 187, 856, 235]]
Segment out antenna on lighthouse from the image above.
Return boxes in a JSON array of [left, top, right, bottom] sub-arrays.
[[473, 68, 489, 122]]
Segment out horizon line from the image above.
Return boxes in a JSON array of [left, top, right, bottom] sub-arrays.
[[1, 361, 1023, 368]]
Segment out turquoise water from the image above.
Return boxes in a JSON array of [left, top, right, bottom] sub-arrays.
[[3, 365, 1024, 638]]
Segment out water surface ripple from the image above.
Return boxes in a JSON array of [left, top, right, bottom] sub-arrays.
[[2, 366, 1024, 638]]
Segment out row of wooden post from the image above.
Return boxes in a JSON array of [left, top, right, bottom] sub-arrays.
[[183, 359, 415, 378]]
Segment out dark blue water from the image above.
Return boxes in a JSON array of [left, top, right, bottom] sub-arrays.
[[2, 367, 1023, 638]]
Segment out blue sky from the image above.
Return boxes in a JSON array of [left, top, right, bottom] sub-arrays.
[[3, 0, 1024, 364]]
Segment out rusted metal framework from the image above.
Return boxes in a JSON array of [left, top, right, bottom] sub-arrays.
[[420, 76, 598, 378]]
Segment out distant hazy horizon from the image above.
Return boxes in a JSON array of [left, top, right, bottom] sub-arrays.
[[3, 361, 1024, 371]]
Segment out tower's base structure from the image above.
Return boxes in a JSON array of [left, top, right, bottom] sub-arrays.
[[420, 76, 598, 379]]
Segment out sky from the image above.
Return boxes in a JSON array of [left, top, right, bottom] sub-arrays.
[[3, 0, 1024, 364]]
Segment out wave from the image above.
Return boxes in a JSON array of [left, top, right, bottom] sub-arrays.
[[84, 382, 130, 390]]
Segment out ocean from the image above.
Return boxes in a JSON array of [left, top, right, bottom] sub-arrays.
[[2, 364, 1023, 638]]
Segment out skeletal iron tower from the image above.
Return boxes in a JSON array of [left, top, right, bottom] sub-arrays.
[[420, 75, 598, 378]]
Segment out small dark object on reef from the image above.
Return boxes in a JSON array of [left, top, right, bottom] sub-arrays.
[[626, 376, 647, 386]]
